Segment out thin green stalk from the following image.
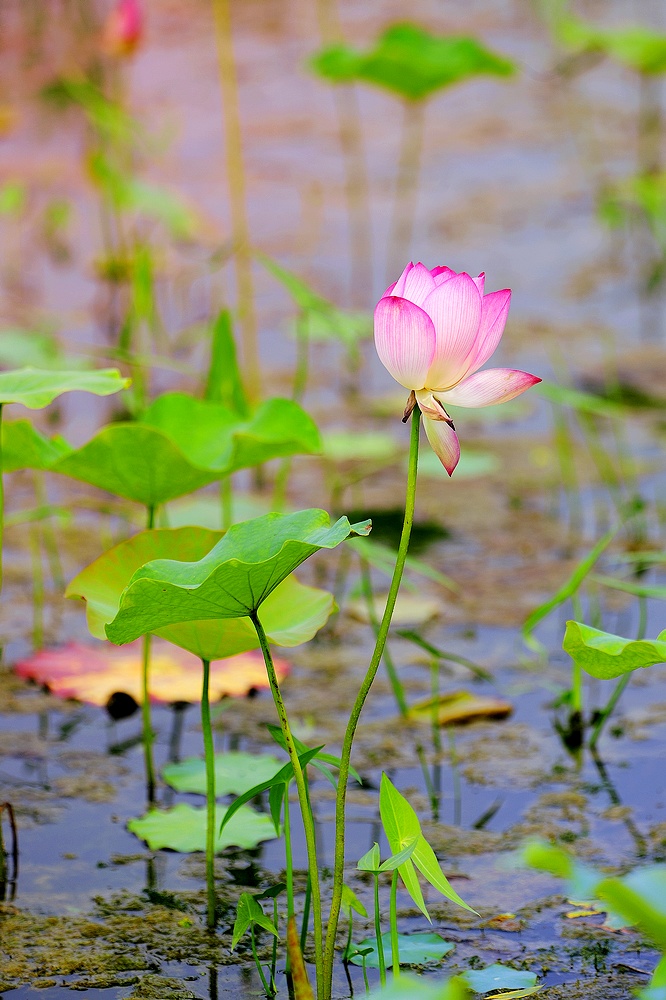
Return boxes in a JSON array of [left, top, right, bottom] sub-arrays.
[[430, 657, 442, 754], [211, 0, 260, 401], [0, 403, 4, 598], [570, 591, 584, 716], [389, 869, 400, 978], [270, 897, 279, 990], [589, 596, 648, 751], [387, 100, 425, 282], [293, 315, 310, 403], [142, 504, 156, 804], [359, 557, 408, 717], [250, 611, 324, 998], [250, 924, 272, 996], [29, 527, 44, 650], [300, 874, 312, 955], [284, 783, 294, 922], [323, 407, 421, 998], [200, 657, 217, 929], [220, 476, 233, 530], [448, 727, 461, 827], [373, 872, 386, 987]]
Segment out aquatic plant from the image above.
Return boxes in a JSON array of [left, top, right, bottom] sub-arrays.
[[374, 263, 540, 474], [311, 25, 515, 275]]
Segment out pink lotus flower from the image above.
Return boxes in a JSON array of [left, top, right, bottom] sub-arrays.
[[375, 262, 541, 475], [103, 0, 143, 57]]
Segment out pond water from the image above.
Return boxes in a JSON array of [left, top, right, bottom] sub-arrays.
[[2, 0, 666, 997]]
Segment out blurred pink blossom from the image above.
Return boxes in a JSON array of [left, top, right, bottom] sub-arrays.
[[375, 262, 541, 475], [103, 0, 144, 57]]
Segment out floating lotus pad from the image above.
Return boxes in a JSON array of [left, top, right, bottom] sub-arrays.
[[128, 802, 278, 853], [347, 932, 454, 969], [14, 640, 288, 706], [105, 509, 371, 646], [163, 751, 284, 797], [407, 690, 512, 726]]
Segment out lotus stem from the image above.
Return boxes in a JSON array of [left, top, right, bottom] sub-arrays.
[[313, 0, 372, 306], [0, 403, 4, 600], [389, 869, 400, 978], [142, 503, 156, 804], [211, 0, 260, 401], [200, 657, 217, 929], [387, 100, 425, 283], [323, 406, 421, 998], [250, 610, 324, 999], [373, 872, 386, 986]]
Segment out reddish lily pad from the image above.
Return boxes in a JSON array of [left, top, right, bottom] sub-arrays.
[[13, 639, 288, 707]]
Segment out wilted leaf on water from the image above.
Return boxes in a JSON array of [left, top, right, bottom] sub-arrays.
[[460, 964, 538, 994], [563, 621, 666, 680], [106, 509, 370, 645], [0, 367, 129, 409], [128, 802, 277, 853], [14, 640, 288, 707], [347, 592, 441, 627], [347, 932, 454, 968], [67, 525, 336, 661], [407, 691, 512, 726], [163, 751, 283, 797]]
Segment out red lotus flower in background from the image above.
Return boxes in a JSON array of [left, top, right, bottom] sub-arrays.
[[374, 262, 541, 475], [103, 0, 144, 58]]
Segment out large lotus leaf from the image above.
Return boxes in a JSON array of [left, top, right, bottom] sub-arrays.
[[559, 16, 666, 74], [67, 525, 336, 660], [52, 424, 219, 506], [347, 932, 454, 968], [106, 509, 370, 644], [461, 964, 538, 994], [155, 576, 335, 660], [128, 802, 278, 853], [0, 367, 129, 408], [67, 527, 223, 637], [563, 621, 666, 680], [311, 24, 514, 101], [142, 392, 322, 472], [163, 751, 283, 797], [2, 419, 70, 472]]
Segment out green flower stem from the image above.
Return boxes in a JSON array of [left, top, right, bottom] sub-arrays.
[[250, 610, 324, 998], [373, 872, 386, 987], [141, 503, 156, 805], [359, 557, 408, 718], [323, 406, 421, 998], [389, 870, 400, 978], [200, 657, 217, 929]]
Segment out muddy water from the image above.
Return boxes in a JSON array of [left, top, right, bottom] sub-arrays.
[[2, 0, 666, 997]]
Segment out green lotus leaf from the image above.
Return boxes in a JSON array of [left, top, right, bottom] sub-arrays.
[[106, 509, 370, 645], [2, 419, 70, 473], [163, 751, 283, 797], [311, 24, 515, 101], [127, 802, 278, 853], [142, 392, 322, 472], [461, 964, 538, 994], [52, 424, 219, 506], [0, 367, 128, 408], [347, 932, 454, 968], [563, 620, 666, 680], [67, 525, 337, 660]]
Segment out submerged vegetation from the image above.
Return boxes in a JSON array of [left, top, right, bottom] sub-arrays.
[[2, 0, 666, 998]]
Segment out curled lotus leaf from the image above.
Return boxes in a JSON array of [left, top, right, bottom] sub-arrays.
[[67, 525, 338, 661], [0, 366, 129, 408], [563, 620, 666, 680], [105, 509, 371, 645]]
